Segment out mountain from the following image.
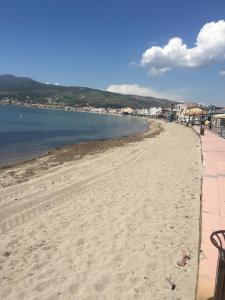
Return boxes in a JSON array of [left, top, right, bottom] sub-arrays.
[[0, 74, 176, 108]]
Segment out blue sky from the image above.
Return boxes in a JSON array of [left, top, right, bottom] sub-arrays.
[[0, 0, 225, 105]]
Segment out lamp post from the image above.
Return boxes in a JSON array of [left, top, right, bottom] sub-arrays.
[[200, 109, 204, 135]]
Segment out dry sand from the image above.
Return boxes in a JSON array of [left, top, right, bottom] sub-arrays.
[[0, 120, 202, 300]]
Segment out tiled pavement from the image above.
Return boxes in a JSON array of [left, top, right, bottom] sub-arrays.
[[195, 128, 225, 300]]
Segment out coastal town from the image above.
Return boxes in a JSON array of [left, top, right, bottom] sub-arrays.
[[1, 97, 225, 137]]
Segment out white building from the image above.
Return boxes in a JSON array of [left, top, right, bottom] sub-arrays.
[[173, 103, 187, 121], [122, 107, 134, 115], [149, 107, 162, 118]]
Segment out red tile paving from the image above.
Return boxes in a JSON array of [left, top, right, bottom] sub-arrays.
[[195, 127, 225, 300]]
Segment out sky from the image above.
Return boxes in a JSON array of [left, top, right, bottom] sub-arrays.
[[0, 0, 225, 106]]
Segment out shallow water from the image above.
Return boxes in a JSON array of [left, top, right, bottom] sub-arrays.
[[0, 105, 148, 167]]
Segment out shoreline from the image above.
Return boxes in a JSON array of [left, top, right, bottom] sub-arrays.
[[0, 119, 163, 187]]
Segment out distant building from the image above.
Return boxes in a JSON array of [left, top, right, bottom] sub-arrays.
[[122, 107, 134, 115], [149, 107, 162, 118], [212, 113, 225, 127], [173, 103, 187, 121], [174, 103, 208, 122]]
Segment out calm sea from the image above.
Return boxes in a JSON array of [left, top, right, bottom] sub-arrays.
[[0, 105, 148, 167]]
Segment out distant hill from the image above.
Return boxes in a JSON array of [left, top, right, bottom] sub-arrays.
[[0, 74, 177, 108]]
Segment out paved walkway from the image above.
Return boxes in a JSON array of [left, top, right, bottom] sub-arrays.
[[195, 127, 225, 300]]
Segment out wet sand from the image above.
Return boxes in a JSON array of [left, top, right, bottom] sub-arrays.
[[0, 120, 202, 299]]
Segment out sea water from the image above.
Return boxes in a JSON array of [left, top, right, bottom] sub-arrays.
[[0, 105, 148, 167]]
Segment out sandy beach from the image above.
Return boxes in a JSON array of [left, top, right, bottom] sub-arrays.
[[0, 120, 202, 300]]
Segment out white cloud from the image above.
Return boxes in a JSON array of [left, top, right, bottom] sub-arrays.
[[45, 81, 60, 85], [129, 61, 139, 67], [106, 83, 186, 101], [220, 70, 225, 75], [140, 20, 225, 75], [148, 67, 171, 76]]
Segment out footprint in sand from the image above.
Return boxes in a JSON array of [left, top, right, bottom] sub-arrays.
[[94, 275, 110, 292], [68, 282, 79, 294], [34, 278, 55, 292]]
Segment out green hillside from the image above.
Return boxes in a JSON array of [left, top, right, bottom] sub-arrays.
[[0, 75, 176, 108]]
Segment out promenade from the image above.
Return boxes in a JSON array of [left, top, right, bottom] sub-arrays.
[[196, 128, 225, 300]]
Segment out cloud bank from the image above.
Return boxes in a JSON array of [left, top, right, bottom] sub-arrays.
[[106, 84, 185, 101], [220, 70, 225, 75], [140, 20, 225, 75]]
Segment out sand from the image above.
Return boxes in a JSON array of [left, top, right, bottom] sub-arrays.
[[0, 120, 202, 300]]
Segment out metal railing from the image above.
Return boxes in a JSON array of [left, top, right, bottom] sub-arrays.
[[210, 230, 225, 300]]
